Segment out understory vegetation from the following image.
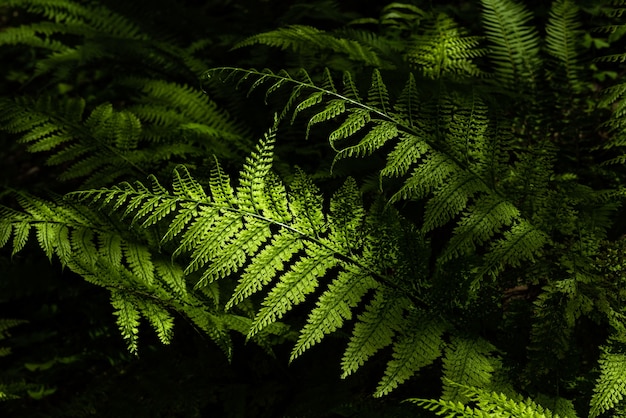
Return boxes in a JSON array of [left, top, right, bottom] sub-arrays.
[[2, 0, 626, 416]]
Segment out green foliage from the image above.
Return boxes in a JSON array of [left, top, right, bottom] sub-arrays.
[[2, 0, 626, 416], [412, 383, 569, 418], [590, 348, 626, 418], [0, 0, 252, 189]]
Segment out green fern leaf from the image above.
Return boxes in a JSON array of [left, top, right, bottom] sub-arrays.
[[478, 220, 549, 280], [329, 108, 372, 146], [35, 222, 61, 261], [441, 337, 499, 402], [393, 73, 420, 127], [248, 242, 338, 338], [110, 291, 141, 355], [327, 177, 366, 251], [291, 266, 377, 361], [196, 218, 272, 286], [123, 241, 154, 286], [138, 300, 175, 345], [153, 259, 187, 298], [262, 170, 292, 223], [380, 132, 431, 179], [545, 0, 584, 93], [333, 120, 398, 162], [442, 195, 520, 262], [11, 222, 31, 256], [374, 316, 446, 397], [185, 211, 242, 276], [341, 289, 410, 378], [367, 69, 390, 113], [288, 170, 326, 236], [590, 349, 626, 418], [237, 126, 277, 213], [54, 225, 72, 266], [341, 71, 362, 101], [161, 204, 198, 245], [307, 99, 346, 139], [172, 165, 208, 201], [406, 12, 486, 80], [389, 153, 457, 203], [422, 172, 488, 232], [226, 230, 304, 310], [481, 0, 541, 91], [0, 221, 12, 248]]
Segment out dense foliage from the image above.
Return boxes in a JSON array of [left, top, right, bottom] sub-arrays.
[[2, 0, 626, 416]]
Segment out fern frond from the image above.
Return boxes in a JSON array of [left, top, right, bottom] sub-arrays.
[[545, 0, 584, 93], [405, 12, 486, 80], [413, 384, 560, 417], [441, 195, 520, 262], [380, 132, 431, 179], [341, 290, 411, 378], [590, 348, 626, 418], [481, 0, 542, 92], [0, 96, 205, 187], [441, 337, 499, 403], [68, 131, 432, 385], [291, 266, 377, 361], [477, 220, 549, 280], [389, 153, 457, 203], [374, 314, 446, 397], [110, 291, 142, 355], [234, 25, 387, 69], [248, 242, 338, 338], [226, 229, 304, 310]]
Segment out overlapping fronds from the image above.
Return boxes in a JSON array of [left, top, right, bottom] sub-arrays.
[[441, 337, 500, 403], [0, 191, 262, 357], [412, 384, 563, 418], [0, 96, 191, 187], [0, 0, 251, 189], [0, 0, 210, 80], [61, 127, 448, 395], [203, 66, 550, 292], [0, 80, 248, 187], [404, 12, 487, 80], [235, 25, 391, 70]]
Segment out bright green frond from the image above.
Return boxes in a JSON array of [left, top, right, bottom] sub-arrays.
[[590, 348, 626, 418], [248, 242, 338, 338], [341, 290, 411, 378], [441, 337, 499, 403], [291, 267, 377, 361], [110, 291, 141, 355], [227, 229, 304, 310], [374, 315, 446, 397], [389, 153, 457, 203]]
